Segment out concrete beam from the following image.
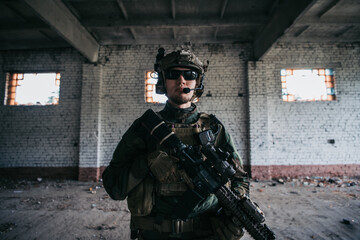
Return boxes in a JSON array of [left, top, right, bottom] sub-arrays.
[[280, 35, 360, 42], [220, 0, 228, 19], [334, 25, 354, 37], [129, 28, 137, 40], [253, 0, 317, 60], [24, 0, 99, 63], [318, 0, 341, 18], [62, 0, 82, 20], [0, 40, 69, 50], [293, 25, 310, 37], [84, 15, 268, 28], [171, 0, 176, 19], [99, 35, 252, 45], [116, 0, 128, 20], [298, 16, 360, 25]]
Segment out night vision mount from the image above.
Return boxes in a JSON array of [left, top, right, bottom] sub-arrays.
[[154, 48, 166, 94]]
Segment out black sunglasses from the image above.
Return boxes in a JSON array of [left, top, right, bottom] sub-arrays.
[[165, 69, 199, 80]]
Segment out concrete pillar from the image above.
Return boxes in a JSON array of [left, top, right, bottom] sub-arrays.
[[79, 64, 102, 181]]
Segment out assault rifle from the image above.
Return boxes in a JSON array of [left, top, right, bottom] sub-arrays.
[[141, 109, 275, 240]]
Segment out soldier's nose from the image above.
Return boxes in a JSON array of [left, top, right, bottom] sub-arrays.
[[177, 74, 186, 84]]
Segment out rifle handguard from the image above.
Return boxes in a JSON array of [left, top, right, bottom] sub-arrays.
[[140, 109, 275, 240]]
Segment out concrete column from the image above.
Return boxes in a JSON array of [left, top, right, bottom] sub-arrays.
[[247, 61, 271, 179], [79, 64, 102, 181]]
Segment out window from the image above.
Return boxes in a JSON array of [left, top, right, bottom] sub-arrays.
[[5, 72, 60, 106], [281, 68, 336, 102], [145, 71, 167, 103]]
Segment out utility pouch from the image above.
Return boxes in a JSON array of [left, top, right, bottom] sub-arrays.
[[127, 175, 155, 216]]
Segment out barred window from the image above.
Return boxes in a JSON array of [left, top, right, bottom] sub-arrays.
[[5, 72, 60, 106], [281, 68, 336, 102]]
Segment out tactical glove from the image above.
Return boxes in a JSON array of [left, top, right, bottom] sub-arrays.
[[210, 215, 244, 240]]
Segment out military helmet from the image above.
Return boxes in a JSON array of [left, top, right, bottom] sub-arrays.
[[154, 48, 208, 101]]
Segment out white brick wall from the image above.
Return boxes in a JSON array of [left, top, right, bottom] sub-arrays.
[[96, 44, 251, 167], [249, 42, 360, 166], [79, 65, 102, 168], [248, 61, 270, 166], [0, 48, 83, 168], [1, 42, 358, 177]]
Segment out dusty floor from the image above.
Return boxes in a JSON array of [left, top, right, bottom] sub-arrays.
[[0, 177, 359, 240]]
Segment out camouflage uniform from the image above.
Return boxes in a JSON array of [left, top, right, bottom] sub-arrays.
[[103, 102, 249, 240]]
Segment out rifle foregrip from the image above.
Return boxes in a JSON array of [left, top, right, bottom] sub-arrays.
[[216, 186, 276, 240]]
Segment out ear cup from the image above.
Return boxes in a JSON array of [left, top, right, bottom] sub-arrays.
[[155, 72, 166, 94]]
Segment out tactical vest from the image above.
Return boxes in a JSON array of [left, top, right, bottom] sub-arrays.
[[127, 112, 219, 217]]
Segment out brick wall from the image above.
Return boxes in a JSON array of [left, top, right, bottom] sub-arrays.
[[78, 64, 102, 181], [1, 42, 359, 181], [95, 44, 252, 177], [0, 44, 252, 181], [0, 48, 84, 179], [249, 42, 360, 179]]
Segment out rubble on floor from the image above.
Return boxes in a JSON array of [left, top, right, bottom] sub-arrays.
[[269, 176, 359, 188]]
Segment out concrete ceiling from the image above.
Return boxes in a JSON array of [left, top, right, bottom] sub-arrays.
[[0, 0, 359, 62]]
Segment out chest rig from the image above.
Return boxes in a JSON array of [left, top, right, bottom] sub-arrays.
[[168, 113, 211, 144], [153, 112, 213, 197]]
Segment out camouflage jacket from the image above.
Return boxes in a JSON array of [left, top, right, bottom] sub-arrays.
[[102, 102, 250, 219]]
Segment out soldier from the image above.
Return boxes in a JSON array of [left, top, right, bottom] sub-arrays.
[[102, 48, 250, 240]]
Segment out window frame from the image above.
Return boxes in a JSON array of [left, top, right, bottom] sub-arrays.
[[144, 70, 167, 104], [280, 68, 336, 102], [4, 71, 61, 106]]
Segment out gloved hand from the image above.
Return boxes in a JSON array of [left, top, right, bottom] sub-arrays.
[[210, 215, 244, 240], [148, 150, 180, 183]]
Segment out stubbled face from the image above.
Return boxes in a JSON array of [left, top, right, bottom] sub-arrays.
[[165, 67, 196, 108]]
